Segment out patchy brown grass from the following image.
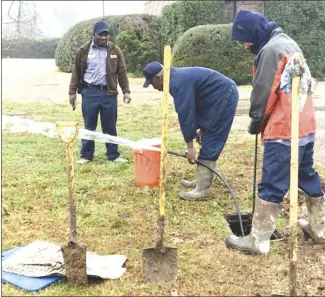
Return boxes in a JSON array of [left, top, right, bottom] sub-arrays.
[[2, 59, 325, 296]]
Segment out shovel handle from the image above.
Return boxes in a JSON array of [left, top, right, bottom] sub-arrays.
[[159, 46, 171, 217], [289, 76, 300, 296], [56, 121, 79, 242]]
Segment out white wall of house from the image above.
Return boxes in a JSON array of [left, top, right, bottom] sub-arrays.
[[143, 1, 176, 16]]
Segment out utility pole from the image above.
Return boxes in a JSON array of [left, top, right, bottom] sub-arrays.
[[102, 1, 105, 19]]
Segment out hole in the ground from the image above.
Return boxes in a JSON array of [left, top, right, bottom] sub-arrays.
[[225, 213, 282, 240]]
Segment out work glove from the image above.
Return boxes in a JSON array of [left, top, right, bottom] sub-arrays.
[[123, 92, 131, 104], [248, 120, 260, 135], [69, 94, 77, 111]]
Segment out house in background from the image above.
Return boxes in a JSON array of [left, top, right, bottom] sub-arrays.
[[224, 0, 264, 21], [143, 1, 264, 19], [143, 1, 176, 16]]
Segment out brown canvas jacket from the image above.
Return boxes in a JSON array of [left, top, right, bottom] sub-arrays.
[[69, 41, 130, 96]]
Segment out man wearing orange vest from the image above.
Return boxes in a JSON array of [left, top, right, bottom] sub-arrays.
[[227, 10, 324, 254]]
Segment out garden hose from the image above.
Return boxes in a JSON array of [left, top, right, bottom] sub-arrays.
[[167, 150, 245, 237]]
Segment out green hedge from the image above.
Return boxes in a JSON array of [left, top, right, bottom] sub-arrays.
[[115, 29, 161, 75], [161, 0, 226, 47], [172, 24, 254, 85], [265, 1, 325, 80], [55, 14, 161, 73], [2, 38, 60, 58]]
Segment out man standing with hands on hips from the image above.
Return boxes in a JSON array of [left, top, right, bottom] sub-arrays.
[[69, 20, 131, 164]]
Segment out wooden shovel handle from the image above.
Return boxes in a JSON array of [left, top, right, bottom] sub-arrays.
[[56, 121, 79, 242]]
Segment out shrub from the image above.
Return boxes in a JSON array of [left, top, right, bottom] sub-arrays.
[[161, 1, 226, 47], [265, 1, 325, 80], [55, 14, 161, 73], [2, 38, 60, 58], [172, 24, 255, 85], [115, 29, 161, 75]]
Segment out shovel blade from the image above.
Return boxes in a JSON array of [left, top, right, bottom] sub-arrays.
[[61, 241, 88, 286], [142, 247, 177, 282]]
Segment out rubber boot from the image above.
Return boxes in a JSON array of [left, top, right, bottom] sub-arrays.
[[179, 160, 215, 201], [181, 178, 196, 188], [226, 198, 280, 254], [298, 194, 325, 243]]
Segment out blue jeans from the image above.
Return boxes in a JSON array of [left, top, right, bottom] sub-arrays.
[[199, 84, 239, 160], [258, 142, 323, 203], [80, 87, 120, 161]]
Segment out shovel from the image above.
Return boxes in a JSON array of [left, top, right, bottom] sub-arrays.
[[56, 121, 87, 286], [142, 45, 177, 282], [226, 134, 282, 240]]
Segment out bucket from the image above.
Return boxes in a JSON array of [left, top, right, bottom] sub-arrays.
[[133, 139, 161, 188], [225, 213, 253, 237]]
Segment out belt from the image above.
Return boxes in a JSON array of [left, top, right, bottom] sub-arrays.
[[83, 81, 107, 90]]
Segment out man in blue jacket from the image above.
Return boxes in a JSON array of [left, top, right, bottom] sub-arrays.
[[143, 62, 239, 200]]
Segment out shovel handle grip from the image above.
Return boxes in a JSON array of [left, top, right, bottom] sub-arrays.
[[56, 121, 79, 144]]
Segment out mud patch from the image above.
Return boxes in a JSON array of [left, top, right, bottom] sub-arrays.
[[142, 215, 178, 282]]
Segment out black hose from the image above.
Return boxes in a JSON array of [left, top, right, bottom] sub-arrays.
[[167, 150, 245, 237], [252, 134, 258, 214]]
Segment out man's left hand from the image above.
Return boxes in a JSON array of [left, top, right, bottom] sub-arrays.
[[123, 93, 131, 104]]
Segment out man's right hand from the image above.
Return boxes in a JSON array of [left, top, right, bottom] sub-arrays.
[[186, 147, 197, 165], [69, 94, 77, 111]]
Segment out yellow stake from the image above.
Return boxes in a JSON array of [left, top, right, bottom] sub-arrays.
[[289, 76, 301, 297], [159, 46, 171, 216]]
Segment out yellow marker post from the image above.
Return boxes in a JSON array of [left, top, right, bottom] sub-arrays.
[[142, 46, 177, 282], [289, 76, 301, 296], [159, 45, 171, 217]]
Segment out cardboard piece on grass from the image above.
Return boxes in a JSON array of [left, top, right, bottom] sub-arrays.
[[2, 241, 127, 280], [2, 247, 61, 292]]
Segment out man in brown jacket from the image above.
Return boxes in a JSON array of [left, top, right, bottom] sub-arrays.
[[69, 20, 131, 164]]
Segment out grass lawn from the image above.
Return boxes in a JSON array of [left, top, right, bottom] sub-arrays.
[[2, 98, 325, 296]]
